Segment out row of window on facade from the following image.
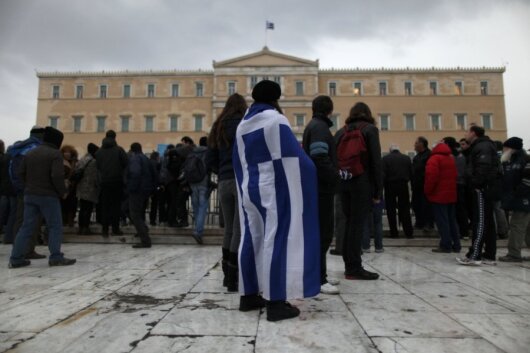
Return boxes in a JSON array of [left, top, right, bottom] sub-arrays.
[[50, 77, 490, 99], [48, 112, 493, 134], [331, 80, 489, 96], [48, 114, 205, 133]]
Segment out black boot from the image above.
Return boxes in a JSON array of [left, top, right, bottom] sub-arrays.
[[266, 301, 300, 322], [222, 248, 229, 287], [226, 252, 239, 292], [239, 294, 266, 312]]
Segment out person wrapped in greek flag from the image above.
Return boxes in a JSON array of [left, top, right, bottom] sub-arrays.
[[234, 80, 321, 322]]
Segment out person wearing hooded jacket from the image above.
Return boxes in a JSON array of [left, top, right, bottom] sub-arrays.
[[303, 95, 341, 295], [334, 102, 382, 280], [9, 127, 76, 268], [457, 125, 501, 265], [425, 141, 461, 253], [498, 137, 530, 262], [95, 130, 128, 236]]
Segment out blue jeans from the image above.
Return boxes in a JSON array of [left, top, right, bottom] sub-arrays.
[[432, 203, 461, 251], [10, 195, 64, 264], [362, 205, 384, 250], [190, 184, 209, 236]]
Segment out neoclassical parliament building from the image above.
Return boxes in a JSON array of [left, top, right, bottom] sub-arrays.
[[36, 47, 507, 156]]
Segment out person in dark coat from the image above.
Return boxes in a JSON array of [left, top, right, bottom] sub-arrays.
[[127, 143, 157, 248], [303, 95, 341, 294], [425, 142, 460, 253], [207, 93, 247, 292], [148, 151, 161, 226], [335, 102, 382, 280], [411, 136, 434, 231], [498, 137, 530, 261], [382, 144, 414, 238], [7, 126, 47, 257], [76, 143, 99, 235], [457, 125, 501, 265], [95, 130, 128, 236], [9, 127, 76, 268]]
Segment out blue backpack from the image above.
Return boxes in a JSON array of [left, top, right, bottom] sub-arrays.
[[7, 138, 41, 194]]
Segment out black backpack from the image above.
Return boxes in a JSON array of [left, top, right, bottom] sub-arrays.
[[181, 153, 207, 184]]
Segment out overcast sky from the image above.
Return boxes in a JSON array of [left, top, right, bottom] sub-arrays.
[[1, 0, 529, 147]]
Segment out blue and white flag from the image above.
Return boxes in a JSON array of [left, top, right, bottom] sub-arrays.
[[266, 21, 275, 30], [233, 103, 320, 301]]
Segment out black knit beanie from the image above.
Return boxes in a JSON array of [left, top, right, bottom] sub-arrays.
[[252, 80, 281, 102], [503, 137, 523, 150], [43, 127, 64, 149]]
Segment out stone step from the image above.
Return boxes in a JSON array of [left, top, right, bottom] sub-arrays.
[[62, 226, 508, 247]]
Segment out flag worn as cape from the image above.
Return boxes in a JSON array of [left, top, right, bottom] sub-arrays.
[[233, 103, 320, 301]]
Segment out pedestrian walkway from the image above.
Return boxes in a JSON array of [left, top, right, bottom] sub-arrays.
[[0, 244, 529, 353]]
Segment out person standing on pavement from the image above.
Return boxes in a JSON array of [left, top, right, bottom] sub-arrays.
[[498, 137, 530, 262], [75, 143, 99, 235], [424, 141, 460, 253], [95, 130, 128, 237], [127, 143, 157, 248], [234, 80, 320, 322], [382, 144, 414, 239], [207, 93, 247, 292], [335, 102, 382, 280], [412, 136, 434, 231], [7, 126, 47, 258], [187, 137, 209, 245], [303, 95, 341, 295], [9, 127, 76, 268], [457, 125, 501, 266]]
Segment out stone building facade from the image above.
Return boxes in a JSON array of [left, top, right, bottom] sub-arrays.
[[36, 47, 507, 156]]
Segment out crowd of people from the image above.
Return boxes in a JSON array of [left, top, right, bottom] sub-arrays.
[[1, 79, 530, 322]]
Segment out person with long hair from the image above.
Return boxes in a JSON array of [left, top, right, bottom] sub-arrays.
[[335, 102, 382, 280], [207, 93, 247, 291]]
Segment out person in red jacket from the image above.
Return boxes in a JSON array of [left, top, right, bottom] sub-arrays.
[[424, 141, 461, 253]]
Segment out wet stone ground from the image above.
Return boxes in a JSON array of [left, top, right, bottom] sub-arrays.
[[0, 243, 529, 353]]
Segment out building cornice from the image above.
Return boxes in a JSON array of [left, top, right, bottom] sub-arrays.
[[37, 69, 213, 78], [319, 67, 506, 74]]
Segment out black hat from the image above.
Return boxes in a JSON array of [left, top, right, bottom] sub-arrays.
[[87, 143, 99, 156], [252, 80, 281, 102], [43, 127, 64, 149], [503, 137, 523, 150]]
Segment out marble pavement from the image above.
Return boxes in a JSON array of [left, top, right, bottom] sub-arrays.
[[0, 243, 529, 353]]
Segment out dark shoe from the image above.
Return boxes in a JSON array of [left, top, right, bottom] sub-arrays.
[[432, 248, 451, 253], [389, 234, 399, 239], [406, 235, 415, 239], [329, 249, 342, 256], [239, 294, 266, 312], [102, 228, 109, 237], [191, 233, 203, 245], [345, 268, 380, 280], [176, 221, 189, 228], [498, 254, 523, 262], [226, 263, 238, 292], [112, 229, 124, 236], [132, 243, 152, 248], [9, 260, 31, 268], [266, 301, 300, 322], [25, 251, 46, 259], [49, 258, 76, 266]]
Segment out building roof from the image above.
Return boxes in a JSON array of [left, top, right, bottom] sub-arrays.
[[36, 48, 506, 78], [213, 46, 319, 68]]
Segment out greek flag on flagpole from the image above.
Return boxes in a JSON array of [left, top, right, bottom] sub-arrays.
[[266, 21, 274, 30]]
